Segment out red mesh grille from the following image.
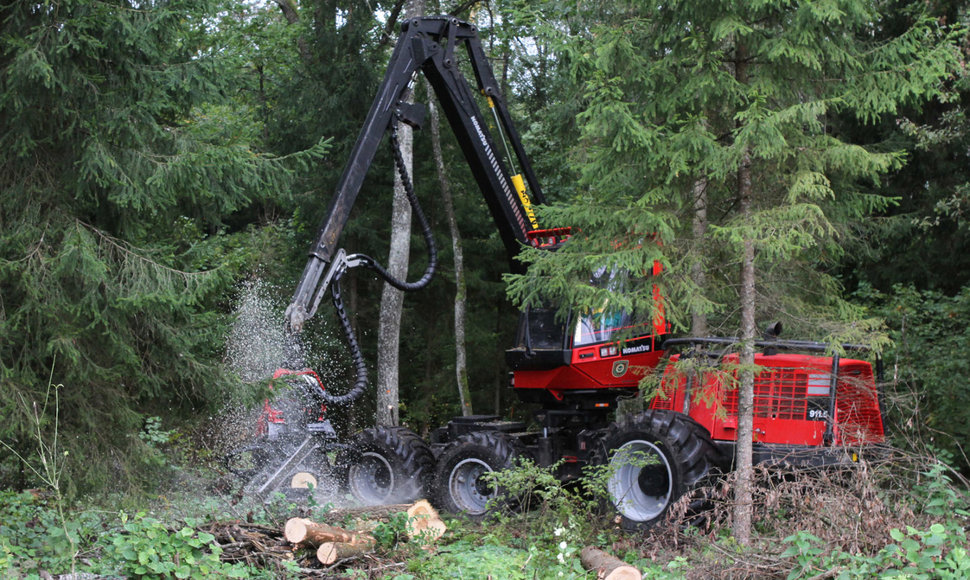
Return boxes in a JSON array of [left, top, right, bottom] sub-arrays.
[[723, 368, 810, 419], [755, 369, 809, 419], [654, 354, 883, 445], [835, 363, 883, 444], [648, 375, 677, 410]]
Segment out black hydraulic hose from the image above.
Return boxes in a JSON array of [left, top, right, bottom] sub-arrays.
[[356, 117, 438, 291], [321, 274, 369, 406], [320, 116, 438, 405]]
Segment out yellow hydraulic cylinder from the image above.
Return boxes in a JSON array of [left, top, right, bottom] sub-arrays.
[[512, 174, 539, 229]]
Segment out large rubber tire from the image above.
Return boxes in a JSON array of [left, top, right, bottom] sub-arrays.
[[433, 431, 526, 518], [594, 410, 722, 530], [339, 426, 434, 505]]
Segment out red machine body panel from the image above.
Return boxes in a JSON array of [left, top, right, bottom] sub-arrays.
[[651, 353, 884, 446]]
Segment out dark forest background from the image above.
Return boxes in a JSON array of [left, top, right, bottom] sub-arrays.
[[2, 0, 970, 496]]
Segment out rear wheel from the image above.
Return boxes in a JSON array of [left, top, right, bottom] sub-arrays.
[[339, 426, 434, 505], [433, 431, 525, 518], [595, 410, 722, 530]]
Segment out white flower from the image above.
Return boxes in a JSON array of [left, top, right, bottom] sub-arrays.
[[554, 527, 564, 537], [559, 541, 568, 551], [557, 552, 565, 564]]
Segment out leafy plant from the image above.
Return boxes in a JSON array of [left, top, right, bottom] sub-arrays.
[[94, 511, 260, 579], [373, 511, 411, 550], [404, 540, 532, 579], [0, 490, 100, 578], [485, 459, 600, 535], [0, 371, 81, 574], [783, 523, 970, 580], [911, 462, 970, 519], [140, 417, 175, 448], [782, 464, 970, 579]]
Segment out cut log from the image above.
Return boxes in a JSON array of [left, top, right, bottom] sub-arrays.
[[316, 536, 377, 565], [283, 518, 356, 546], [325, 503, 415, 521], [579, 546, 642, 580], [405, 499, 447, 542]]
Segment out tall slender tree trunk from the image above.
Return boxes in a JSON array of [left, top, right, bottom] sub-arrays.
[[426, 79, 473, 416], [691, 177, 709, 337], [376, 0, 424, 427], [733, 42, 756, 547]]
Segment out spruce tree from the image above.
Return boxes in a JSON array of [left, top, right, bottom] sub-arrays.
[[508, 0, 959, 542], [0, 0, 325, 493]]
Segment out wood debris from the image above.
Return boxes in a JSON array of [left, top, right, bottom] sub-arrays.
[[283, 499, 448, 566]]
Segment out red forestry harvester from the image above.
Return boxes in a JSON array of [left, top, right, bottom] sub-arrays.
[[228, 17, 886, 529]]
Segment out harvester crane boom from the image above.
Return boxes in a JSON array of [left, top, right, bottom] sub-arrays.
[[286, 16, 553, 333]]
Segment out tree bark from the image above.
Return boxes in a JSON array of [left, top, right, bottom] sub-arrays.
[[377, 0, 408, 48], [321, 500, 446, 542], [376, 0, 424, 427], [272, 0, 309, 62], [325, 503, 416, 520], [284, 518, 357, 546], [317, 537, 377, 565], [691, 177, 709, 337], [733, 41, 756, 547], [426, 79, 473, 416], [579, 546, 642, 580]]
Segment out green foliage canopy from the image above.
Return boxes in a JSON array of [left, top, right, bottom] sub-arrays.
[[0, 0, 326, 493], [506, 0, 960, 344]]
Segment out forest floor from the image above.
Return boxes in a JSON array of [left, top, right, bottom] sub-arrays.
[[3, 436, 968, 579], [96, 446, 970, 579]]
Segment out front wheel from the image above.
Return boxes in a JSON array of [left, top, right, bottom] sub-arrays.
[[594, 410, 722, 530], [433, 431, 526, 518], [338, 426, 434, 505]]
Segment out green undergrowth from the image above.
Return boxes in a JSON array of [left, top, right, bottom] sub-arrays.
[[0, 490, 283, 579], [2, 431, 969, 579]]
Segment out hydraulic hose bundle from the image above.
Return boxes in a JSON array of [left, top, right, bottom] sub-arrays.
[[323, 115, 438, 405]]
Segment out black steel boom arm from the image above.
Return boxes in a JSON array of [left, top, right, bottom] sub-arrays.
[[287, 16, 549, 332]]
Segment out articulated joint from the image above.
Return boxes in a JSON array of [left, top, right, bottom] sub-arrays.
[[285, 249, 367, 333]]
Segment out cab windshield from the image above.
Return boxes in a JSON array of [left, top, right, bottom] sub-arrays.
[[573, 266, 651, 346]]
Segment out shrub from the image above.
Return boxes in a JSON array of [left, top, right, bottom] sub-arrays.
[[93, 512, 272, 579]]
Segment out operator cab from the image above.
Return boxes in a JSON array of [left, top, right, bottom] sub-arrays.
[[506, 265, 670, 409]]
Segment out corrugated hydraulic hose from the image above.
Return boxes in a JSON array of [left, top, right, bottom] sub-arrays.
[[323, 275, 368, 405], [322, 115, 438, 405], [355, 117, 438, 290]]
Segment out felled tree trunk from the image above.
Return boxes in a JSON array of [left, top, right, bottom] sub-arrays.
[[579, 546, 642, 580], [284, 518, 358, 546], [317, 536, 377, 565], [284, 500, 447, 565], [325, 503, 416, 521]]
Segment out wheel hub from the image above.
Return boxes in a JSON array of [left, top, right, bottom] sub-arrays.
[[607, 439, 673, 522], [448, 458, 494, 515], [348, 451, 394, 504]]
